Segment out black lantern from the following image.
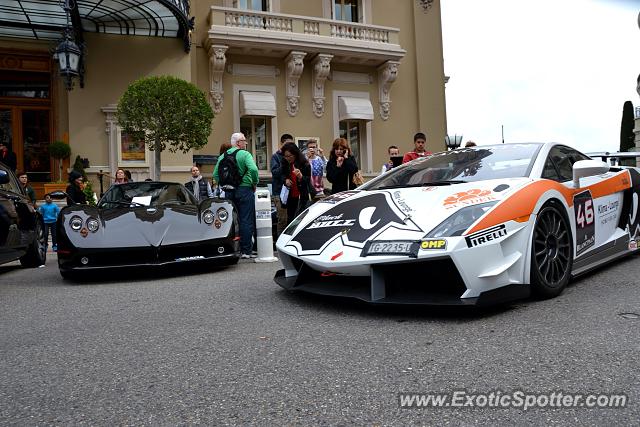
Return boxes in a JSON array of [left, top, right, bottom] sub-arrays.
[[444, 134, 463, 150], [54, 0, 82, 91]]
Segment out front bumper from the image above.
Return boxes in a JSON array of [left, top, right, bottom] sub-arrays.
[[58, 237, 240, 272], [274, 256, 530, 306]]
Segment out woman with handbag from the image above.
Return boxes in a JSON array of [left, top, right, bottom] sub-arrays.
[[326, 137, 360, 194], [280, 143, 313, 225]]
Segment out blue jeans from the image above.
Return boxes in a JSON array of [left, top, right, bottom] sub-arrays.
[[225, 186, 255, 255]]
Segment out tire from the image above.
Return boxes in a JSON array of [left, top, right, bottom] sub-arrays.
[[19, 217, 46, 268], [60, 270, 78, 281], [530, 202, 573, 298]]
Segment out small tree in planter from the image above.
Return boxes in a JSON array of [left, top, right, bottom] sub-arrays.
[[116, 76, 214, 179], [49, 140, 71, 182]]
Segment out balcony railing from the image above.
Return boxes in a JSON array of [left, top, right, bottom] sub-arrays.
[[210, 6, 401, 46]]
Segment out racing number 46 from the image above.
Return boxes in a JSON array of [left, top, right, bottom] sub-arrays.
[[577, 199, 594, 228]]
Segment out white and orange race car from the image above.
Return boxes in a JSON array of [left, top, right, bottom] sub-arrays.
[[274, 143, 640, 306]]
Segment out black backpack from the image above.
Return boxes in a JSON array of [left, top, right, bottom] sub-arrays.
[[217, 149, 245, 189]]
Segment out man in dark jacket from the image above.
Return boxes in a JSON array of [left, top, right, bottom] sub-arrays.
[[17, 171, 36, 205], [184, 165, 214, 201]]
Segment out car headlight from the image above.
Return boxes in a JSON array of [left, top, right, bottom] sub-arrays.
[[69, 216, 83, 231], [426, 201, 497, 238], [203, 210, 215, 225], [86, 218, 100, 233], [283, 208, 310, 236], [216, 207, 229, 222]]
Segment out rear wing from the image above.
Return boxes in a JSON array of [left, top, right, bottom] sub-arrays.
[[586, 152, 640, 166]]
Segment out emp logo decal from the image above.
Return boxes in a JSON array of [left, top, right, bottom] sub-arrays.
[[465, 225, 507, 248]]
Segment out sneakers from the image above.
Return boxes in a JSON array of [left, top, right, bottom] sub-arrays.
[[241, 253, 257, 259]]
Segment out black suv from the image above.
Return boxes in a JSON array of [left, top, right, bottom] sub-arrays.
[[0, 164, 46, 267]]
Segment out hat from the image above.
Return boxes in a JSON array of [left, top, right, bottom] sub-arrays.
[[68, 170, 83, 182]]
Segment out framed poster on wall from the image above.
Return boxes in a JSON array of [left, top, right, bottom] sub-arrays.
[[118, 129, 149, 167]]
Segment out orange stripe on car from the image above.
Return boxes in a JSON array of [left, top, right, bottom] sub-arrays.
[[465, 170, 631, 235]]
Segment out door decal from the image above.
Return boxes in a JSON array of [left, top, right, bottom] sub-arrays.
[[574, 190, 595, 256]]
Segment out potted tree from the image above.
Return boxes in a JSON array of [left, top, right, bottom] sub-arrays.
[[44, 140, 71, 194]]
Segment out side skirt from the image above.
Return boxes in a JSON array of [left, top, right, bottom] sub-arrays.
[[572, 235, 634, 277]]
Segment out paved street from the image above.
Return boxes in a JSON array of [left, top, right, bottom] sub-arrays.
[[1, 252, 639, 425]]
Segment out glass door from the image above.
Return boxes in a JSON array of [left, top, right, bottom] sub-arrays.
[[22, 109, 51, 182], [0, 108, 13, 167]]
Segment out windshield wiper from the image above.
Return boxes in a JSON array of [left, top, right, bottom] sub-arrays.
[[424, 180, 467, 186], [161, 200, 188, 206], [101, 200, 146, 207], [376, 180, 466, 190]]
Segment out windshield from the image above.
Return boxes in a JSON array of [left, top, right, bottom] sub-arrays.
[[98, 182, 196, 208], [363, 144, 543, 190]]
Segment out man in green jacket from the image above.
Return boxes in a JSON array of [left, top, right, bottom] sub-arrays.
[[213, 132, 260, 258]]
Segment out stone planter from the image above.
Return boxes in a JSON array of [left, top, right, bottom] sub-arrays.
[[43, 182, 68, 195]]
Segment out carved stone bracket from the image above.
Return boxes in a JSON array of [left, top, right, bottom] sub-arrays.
[[418, 0, 434, 12], [378, 61, 400, 121], [311, 54, 333, 118], [208, 44, 228, 114], [285, 51, 307, 116]]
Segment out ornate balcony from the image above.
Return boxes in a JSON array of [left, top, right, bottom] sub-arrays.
[[207, 6, 405, 66]]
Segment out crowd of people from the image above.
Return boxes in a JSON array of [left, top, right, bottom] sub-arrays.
[[0, 130, 478, 255]]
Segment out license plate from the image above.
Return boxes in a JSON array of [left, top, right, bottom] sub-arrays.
[[364, 241, 418, 256]]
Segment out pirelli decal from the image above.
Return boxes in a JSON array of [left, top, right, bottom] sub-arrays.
[[465, 224, 507, 248]]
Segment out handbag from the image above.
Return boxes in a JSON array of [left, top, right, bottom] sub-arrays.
[[280, 185, 289, 205], [352, 171, 365, 187]]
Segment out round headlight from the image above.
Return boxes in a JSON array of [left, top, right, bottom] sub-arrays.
[[217, 207, 229, 222], [203, 210, 215, 225], [69, 216, 83, 231], [86, 218, 100, 233]]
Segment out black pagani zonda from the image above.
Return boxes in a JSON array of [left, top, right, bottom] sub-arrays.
[[55, 181, 239, 279]]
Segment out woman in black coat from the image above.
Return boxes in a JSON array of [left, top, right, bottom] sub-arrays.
[[65, 170, 87, 205], [280, 143, 313, 225], [326, 137, 359, 194]]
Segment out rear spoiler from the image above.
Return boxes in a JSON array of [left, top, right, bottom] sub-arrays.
[[586, 152, 640, 166]]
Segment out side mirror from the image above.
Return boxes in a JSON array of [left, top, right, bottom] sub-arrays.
[[573, 159, 610, 188], [0, 170, 8, 184], [47, 191, 69, 200]]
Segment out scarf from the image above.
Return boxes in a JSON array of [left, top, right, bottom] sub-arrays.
[[191, 175, 203, 200]]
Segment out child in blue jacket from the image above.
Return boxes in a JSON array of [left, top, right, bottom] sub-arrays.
[[38, 194, 60, 251]]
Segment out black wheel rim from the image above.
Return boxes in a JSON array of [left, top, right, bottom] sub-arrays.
[[534, 208, 570, 287]]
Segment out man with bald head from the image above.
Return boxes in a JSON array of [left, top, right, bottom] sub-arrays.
[[213, 132, 259, 258]]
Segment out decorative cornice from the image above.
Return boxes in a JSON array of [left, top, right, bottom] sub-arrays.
[[311, 54, 333, 118], [208, 44, 228, 114], [418, 0, 434, 12], [285, 51, 306, 116], [378, 61, 400, 121]]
